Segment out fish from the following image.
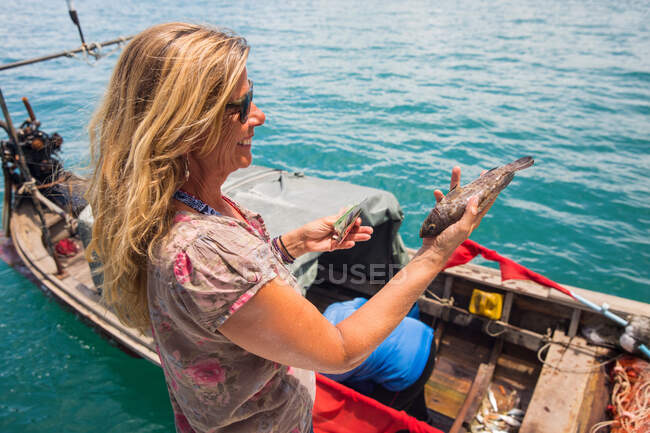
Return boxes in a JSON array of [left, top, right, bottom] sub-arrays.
[[498, 414, 522, 427], [488, 388, 499, 412], [507, 408, 525, 419], [420, 156, 535, 238]]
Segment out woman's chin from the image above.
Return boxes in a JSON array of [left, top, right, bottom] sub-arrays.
[[237, 154, 253, 168]]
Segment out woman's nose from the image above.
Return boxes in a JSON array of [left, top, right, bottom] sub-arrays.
[[249, 102, 265, 126]]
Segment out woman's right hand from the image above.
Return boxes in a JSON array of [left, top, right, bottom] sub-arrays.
[[419, 195, 480, 263], [418, 167, 493, 264]]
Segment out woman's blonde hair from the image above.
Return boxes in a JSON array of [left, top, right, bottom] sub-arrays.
[[86, 22, 249, 332]]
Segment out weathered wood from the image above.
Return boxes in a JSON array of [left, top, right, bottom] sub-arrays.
[[448, 363, 495, 433], [449, 337, 503, 433], [425, 355, 475, 419], [442, 275, 454, 321], [426, 327, 492, 419], [492, 346, 542, 412], [502, 292, 514, 322], [568, 309, 581, 338], [519, 331, 608, 433], [578, 352, 611, 433], [515, 296, 574, 323]]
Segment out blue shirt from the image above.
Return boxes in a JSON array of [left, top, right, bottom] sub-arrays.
[[322, 298, 434, 393]]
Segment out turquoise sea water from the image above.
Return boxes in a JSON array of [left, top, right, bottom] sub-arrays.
[[1, 1, 649, 431]]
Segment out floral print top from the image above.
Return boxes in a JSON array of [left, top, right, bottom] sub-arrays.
[[147, 202, 315, 433]]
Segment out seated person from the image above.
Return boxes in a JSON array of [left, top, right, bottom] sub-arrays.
[[322, 297, 436, 422]]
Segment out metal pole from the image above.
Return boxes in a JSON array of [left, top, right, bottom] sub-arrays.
[[0, 89, 20, 144], [65, 0, 87, 46], [0, 88, 65, 275], [0, 36, 132, 72], [2, 165, 12, 236]]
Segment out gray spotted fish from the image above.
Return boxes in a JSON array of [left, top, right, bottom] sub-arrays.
[[420, 156, 534, 238]]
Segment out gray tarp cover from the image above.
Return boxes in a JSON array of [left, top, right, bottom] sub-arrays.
[[79, 166, 410, 292], [223, 166, 410, 291]]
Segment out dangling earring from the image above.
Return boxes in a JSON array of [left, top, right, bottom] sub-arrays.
[[184, 155, 190, 181]]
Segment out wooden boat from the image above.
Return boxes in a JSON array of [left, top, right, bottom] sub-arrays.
[[2, 138, 649, 432]]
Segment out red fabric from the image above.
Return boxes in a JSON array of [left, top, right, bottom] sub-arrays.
[[445, 239, 574, 298], [313, 374, 443, 433], [55, 238, 78, 257]]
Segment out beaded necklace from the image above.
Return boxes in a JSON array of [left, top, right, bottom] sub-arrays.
[[173, 190, 222, 216], [173, 190, 252, 228]]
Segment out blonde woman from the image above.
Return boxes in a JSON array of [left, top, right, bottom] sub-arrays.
[[87, 22, 491, 433]]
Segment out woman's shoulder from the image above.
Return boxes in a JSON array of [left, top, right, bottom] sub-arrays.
[[160, 211, 265, 259]]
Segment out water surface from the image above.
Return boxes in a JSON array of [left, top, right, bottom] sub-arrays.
[[1, 1, 648, 431]]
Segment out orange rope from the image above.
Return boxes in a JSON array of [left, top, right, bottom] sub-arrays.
[[591, 357, 650, 433]]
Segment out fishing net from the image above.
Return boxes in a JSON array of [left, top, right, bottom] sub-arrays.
[[591, 356, 650, 433]]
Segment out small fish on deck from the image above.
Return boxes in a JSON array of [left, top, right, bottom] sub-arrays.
[[420, 156, 534, 238]]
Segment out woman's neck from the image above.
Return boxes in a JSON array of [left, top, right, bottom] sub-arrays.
[[175, 171, 245, 221]]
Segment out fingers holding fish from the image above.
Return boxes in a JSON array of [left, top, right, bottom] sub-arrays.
[[461, 195, 483, 236], [445, 168, 483, 202], [421, 195, 481, 260], [477, 194, 497, 219], [450, 166, 461, 190], [434, 166, 462, 203]]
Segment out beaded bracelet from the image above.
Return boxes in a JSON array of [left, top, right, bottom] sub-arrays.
[[273, 237, 294, 264], [277, 235, 296, 261], [272, 236, 295, 264]]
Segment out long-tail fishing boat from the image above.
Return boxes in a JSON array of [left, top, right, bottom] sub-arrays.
[[2, 9, 649, 433]]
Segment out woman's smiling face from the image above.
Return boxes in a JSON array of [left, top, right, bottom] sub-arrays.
[[187, 67, 265, 187], [218, 67, 266, 172]]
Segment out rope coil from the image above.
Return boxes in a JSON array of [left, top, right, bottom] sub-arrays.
[[590, 357, 650, 433]]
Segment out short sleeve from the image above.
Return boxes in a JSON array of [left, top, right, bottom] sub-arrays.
[[171, 223, 277, 333]]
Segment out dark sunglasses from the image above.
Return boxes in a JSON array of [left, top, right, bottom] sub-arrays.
[[226, 80, 253, 124]]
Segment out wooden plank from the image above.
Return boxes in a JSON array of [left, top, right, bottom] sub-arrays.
[[442, 275, 453, 321], [568, 309, 581, 338], [425, 327, 491, 419], [448, 363, 495, 433], [449, 337, 503, 433], [550, 284, 649, 319], [577, 352, 611, 433], [425, 356, 474, 418], [519, 332, 606, 433], [492, 348, 541, 411], [502, 292, 514, 322]]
